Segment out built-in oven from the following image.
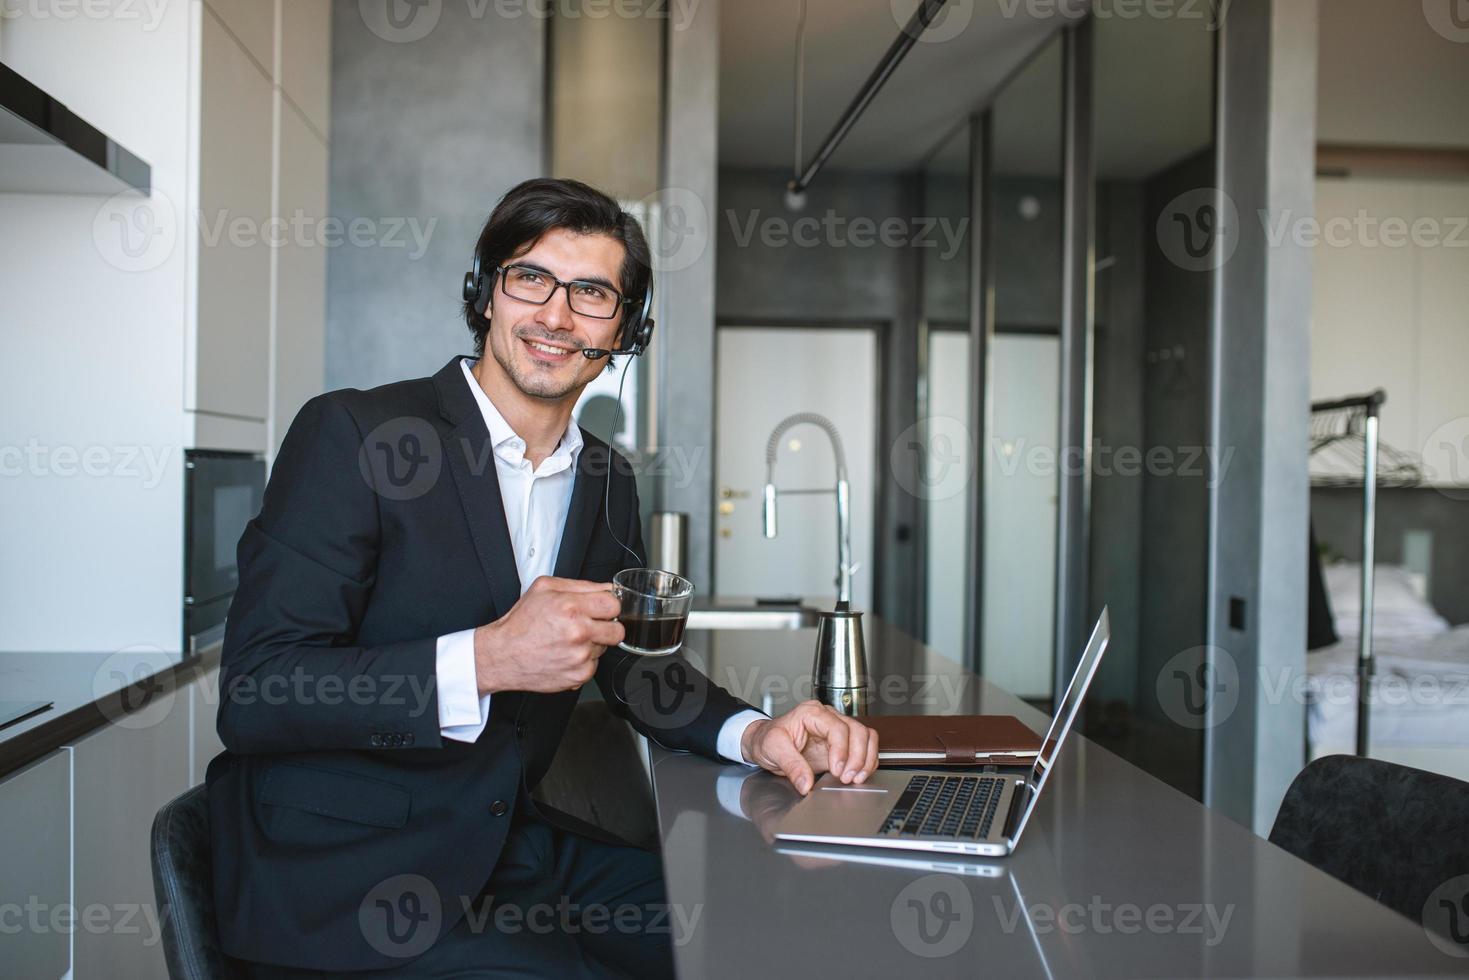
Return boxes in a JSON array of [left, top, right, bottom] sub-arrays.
[[184, 450, 265, 650]]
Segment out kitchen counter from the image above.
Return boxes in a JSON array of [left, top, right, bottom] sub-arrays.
[[0, 633, 221, 780], [648, 615, 1462, 978]]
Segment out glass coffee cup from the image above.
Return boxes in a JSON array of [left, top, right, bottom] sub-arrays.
[[612, 568, 694, 656]]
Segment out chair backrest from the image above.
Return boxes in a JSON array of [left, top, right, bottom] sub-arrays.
[[150, 784, 238, 980], [1269, 755, 1469, 931]]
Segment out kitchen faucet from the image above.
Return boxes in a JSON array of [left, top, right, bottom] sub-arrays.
[[761, 413, 855, 606]]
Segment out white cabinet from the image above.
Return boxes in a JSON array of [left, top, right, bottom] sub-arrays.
[[190, 0, 331, 454], [71, 691, 191, 978], [204, 0, 276, 73], [281, 0, 333, 137], [272, 100, 330, 456], [0, 751, 70, 978], [194, 5, 275, 425], [1311, 177, 1469, 486]]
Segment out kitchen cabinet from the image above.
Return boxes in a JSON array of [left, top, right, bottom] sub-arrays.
[[193, 6, 275, 425], [189, 0, 331, 456], [0, 751, 70, 978], [71, 690, 191, 978]]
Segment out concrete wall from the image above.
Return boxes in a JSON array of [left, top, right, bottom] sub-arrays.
[[325, 0, 545, 391]]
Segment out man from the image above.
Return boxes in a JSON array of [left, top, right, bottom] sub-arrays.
[[208, 178, 878, 978]]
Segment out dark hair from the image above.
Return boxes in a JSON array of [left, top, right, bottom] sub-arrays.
[[463, 177, 652, 356]]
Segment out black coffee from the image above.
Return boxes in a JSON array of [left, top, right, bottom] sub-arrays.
[[619, 614, 687, 652]]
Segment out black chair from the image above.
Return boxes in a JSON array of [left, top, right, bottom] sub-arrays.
[[150, 784, 240, 980], [1269, 755, 1469, 928]]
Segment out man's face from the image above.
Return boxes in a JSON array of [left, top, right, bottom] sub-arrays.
[[482, 227, 627, 402]]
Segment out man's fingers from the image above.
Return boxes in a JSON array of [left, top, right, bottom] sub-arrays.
[[761, 727, 816, 795], [861, 725, 879, 783], [584, 617, 625, 648], [803, 706, 851, 782], [841, 719, 872, 783], [567, 590, 621, 620]]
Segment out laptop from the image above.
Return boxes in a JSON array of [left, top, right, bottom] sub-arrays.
[[774, 607, 1110, 858]]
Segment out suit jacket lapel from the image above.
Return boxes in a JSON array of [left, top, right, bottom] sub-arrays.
[[553, 435, 606, 579], [433, 357, 522, 618]]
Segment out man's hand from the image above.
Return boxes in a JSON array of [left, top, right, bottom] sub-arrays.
[[473, 576, 623, 695], [739, 700, 880, 795]]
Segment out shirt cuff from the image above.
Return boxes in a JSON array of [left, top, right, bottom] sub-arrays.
[[436, 628, 491, 743], [715, 708, 768, 766]]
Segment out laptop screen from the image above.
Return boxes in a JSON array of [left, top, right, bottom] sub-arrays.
[[1009, 607, 1110, 845]]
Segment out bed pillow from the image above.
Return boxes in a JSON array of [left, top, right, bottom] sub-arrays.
[[1324, 562, 1449, 639]]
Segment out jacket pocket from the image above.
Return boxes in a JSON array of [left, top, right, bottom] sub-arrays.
[[258, 762, 411, 828]]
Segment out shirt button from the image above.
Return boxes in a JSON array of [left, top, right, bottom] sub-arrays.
[[490, 800, 509, 817], [528, 547, 536, 557]]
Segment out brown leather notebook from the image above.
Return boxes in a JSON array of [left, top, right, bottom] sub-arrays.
[[865, 714, 1042, 767]]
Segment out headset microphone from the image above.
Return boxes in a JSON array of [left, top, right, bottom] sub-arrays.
[[581, 279, 656, 359]]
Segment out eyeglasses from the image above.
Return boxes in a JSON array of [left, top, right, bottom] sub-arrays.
[[496, 264, 628, 320]]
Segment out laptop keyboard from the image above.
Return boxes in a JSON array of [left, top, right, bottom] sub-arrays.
[[879, 774, 1006, 839]]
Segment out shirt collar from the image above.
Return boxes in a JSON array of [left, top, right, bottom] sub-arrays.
[[460, 357, 583, 470]]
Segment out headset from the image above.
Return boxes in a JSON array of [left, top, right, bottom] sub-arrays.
[[461, 252, 656, 359]]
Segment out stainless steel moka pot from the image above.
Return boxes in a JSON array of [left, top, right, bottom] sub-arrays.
[[813, 602, 868, 716]]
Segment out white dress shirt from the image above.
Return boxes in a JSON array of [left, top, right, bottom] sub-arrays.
[[436, 358, 764, 763]]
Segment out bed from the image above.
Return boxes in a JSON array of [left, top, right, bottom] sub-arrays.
[[1308, 562, 1469, 780]]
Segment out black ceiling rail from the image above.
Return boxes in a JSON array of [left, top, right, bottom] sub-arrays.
[[786, 0, 952, 199]]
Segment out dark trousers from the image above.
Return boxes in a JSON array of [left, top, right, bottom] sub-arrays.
[[241, 814, 677, 978]]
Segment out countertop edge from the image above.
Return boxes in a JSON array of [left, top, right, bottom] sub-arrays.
[[0, 642, 222, 782]]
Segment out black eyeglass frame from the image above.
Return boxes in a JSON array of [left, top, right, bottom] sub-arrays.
[[495, 264, 631, 320]]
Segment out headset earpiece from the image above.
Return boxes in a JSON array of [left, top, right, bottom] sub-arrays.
[[462, 253, 490, 314]]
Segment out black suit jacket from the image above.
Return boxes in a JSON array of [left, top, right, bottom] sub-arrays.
[[206, 356, 754, 971]]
